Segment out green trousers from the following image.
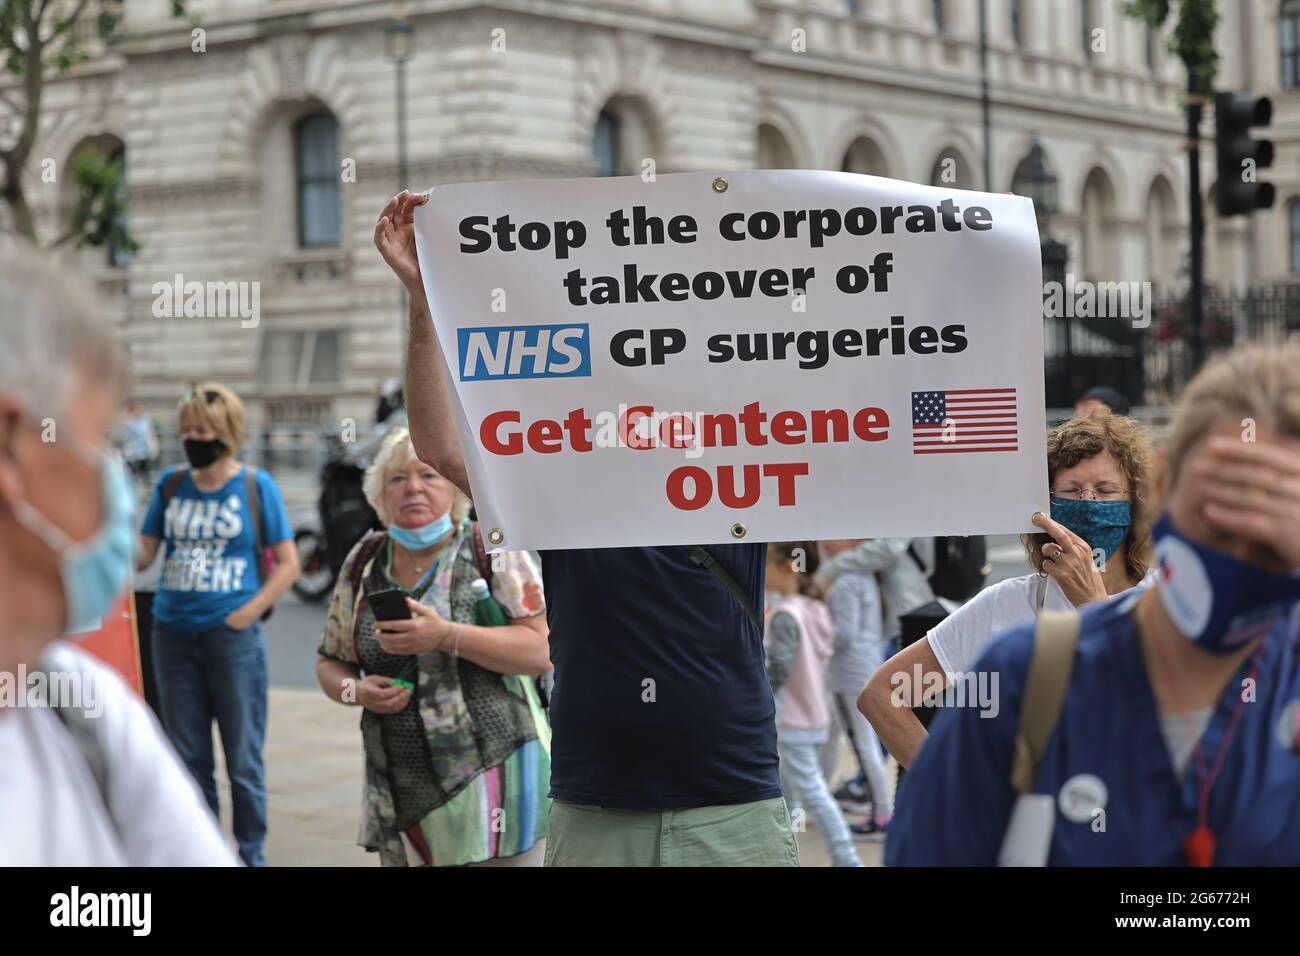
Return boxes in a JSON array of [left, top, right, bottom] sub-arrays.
[[543, 797, 800, 867]]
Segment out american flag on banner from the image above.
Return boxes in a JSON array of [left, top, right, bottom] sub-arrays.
[[911, 388, 1019, 454]]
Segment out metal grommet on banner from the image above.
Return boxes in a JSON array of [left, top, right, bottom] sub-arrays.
[[712, 176, 729, 193], [487, 528, 505, 546], [730, 522, 747, 539]]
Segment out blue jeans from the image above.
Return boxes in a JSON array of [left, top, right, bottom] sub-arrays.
[[778, 737, 862, 867], [154, 620, 269, 866]]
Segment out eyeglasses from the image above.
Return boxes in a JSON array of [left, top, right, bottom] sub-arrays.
[[1050, 485, 1130, 501]]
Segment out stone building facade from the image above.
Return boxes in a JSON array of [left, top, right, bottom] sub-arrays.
[[6, 0, 1298, 426]]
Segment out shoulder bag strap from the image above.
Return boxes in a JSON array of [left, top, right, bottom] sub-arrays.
[[1010, 609, 1081, 795], [683, 544, 762, 636]]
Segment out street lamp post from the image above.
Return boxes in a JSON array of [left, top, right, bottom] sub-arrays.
[[978, 0, 991, 191], [1186, 71, 1206, 373], [385, 14, 414, 192], [1013, 140, 1070, 404], [385, 10, 414, 325]]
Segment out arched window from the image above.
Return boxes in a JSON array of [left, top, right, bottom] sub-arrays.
[[108, 146, 129, 269], [1283, 0, 1300, 89], [932, 0, 945, 33], [1080, 167, 1117, 279], [1009, 0, 1023, 47], [758, 124, 796, 169], [63, 134, 129, 269], [1145, 176, 1180, 289], [591, 97, 656, 178], [929, 147, 972, 190], [841, 136, 888, 177], [593, 110, 620, 178], [295, 112, 340, 248], [1290, 198, 1300, 273]]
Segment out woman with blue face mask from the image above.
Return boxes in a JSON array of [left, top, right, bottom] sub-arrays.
[[315, 427, 553, 867], [861, 412, 1156, 768], [888, 342, 1300, 866]]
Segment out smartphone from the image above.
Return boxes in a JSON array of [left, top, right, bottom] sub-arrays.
[[368, 587, 412, 621]]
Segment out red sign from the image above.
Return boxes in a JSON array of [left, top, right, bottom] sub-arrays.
[[70, 591, 142, 695]]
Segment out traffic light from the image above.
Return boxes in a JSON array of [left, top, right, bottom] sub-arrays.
[[1214, 92, 1274, 217]]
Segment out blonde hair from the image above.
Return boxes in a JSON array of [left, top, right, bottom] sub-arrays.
[[363, 426, 471, 527], [1022, 409, 1155, 582], [178, 382, 245, 456], [1164, 342, 1300, 488]]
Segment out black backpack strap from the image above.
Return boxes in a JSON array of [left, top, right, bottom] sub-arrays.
[[161, 468, 186, 509], [907, 539, 929, 575], [684, 544, 763, 636], [347, 531, 389, 598]]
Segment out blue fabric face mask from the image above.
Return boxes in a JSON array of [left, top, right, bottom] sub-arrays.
[[1049, 496, 1132, 565], [12, 447, 135, 634], [388, 511, 454, 551], [1153, 512, 1300, 654]]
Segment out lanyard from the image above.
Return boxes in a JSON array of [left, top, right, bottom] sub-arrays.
[[1145, 603, 1267, 867]]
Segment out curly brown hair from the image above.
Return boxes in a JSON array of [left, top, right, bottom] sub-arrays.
[[1021, 410, 1154, 583]]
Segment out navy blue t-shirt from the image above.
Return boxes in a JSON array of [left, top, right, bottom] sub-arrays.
[[541, 543, 780, 809]]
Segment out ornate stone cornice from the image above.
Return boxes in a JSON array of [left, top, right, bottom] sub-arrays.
[[126, 177, 258, 204], [369, 154, 596, 183]]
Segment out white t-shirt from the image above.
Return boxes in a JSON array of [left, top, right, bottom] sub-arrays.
[[927, 571, 1156, 677], [0, 641, 237, 866]]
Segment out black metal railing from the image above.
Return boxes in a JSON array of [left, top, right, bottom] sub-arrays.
[[1044, 283, 1300, 411]]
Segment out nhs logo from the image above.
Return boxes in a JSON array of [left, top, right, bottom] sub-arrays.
[[457, 324, 592, 381]]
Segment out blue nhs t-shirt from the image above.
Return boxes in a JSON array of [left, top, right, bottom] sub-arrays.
[[142, 465, 292, 632]]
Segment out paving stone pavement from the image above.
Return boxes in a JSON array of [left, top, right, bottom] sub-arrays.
[[208, 686, 883, 867]]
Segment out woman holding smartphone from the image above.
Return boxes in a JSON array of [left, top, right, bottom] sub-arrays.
[[315, 427, 552, 867]]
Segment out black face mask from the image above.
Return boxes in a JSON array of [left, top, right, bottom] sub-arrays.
[[183, 437, 227, 469]]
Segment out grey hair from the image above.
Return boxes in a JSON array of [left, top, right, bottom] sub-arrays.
[[0, 235, 130, 419], [363, 425, 471, 527]]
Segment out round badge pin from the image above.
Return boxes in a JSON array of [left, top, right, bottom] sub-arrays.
[[1278, 699, 1300, 755], [1058, 773, 1108, 824], [1155, 535, 1212, 639]]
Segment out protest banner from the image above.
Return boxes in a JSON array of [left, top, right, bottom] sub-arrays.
[[70, 590, 143, 695], [413, 170, 1047, 551]]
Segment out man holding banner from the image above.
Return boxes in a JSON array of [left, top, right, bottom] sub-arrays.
[[376, 168, 1045, 866], [378, 189, 797, 866]]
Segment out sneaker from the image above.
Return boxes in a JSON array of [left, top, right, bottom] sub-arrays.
[[833, 777, 872, 815], [850, 815, 889, 841]]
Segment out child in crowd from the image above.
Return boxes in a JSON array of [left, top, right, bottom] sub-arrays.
[[818, 539, 894, 836], [765, 542, 863, 867]]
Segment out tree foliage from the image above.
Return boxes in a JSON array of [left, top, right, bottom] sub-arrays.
[[0, 1, 188, 247], [1124, 0, 1220, 89]]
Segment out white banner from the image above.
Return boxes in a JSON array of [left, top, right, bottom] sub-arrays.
[[414, 170, 1047, 551]]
